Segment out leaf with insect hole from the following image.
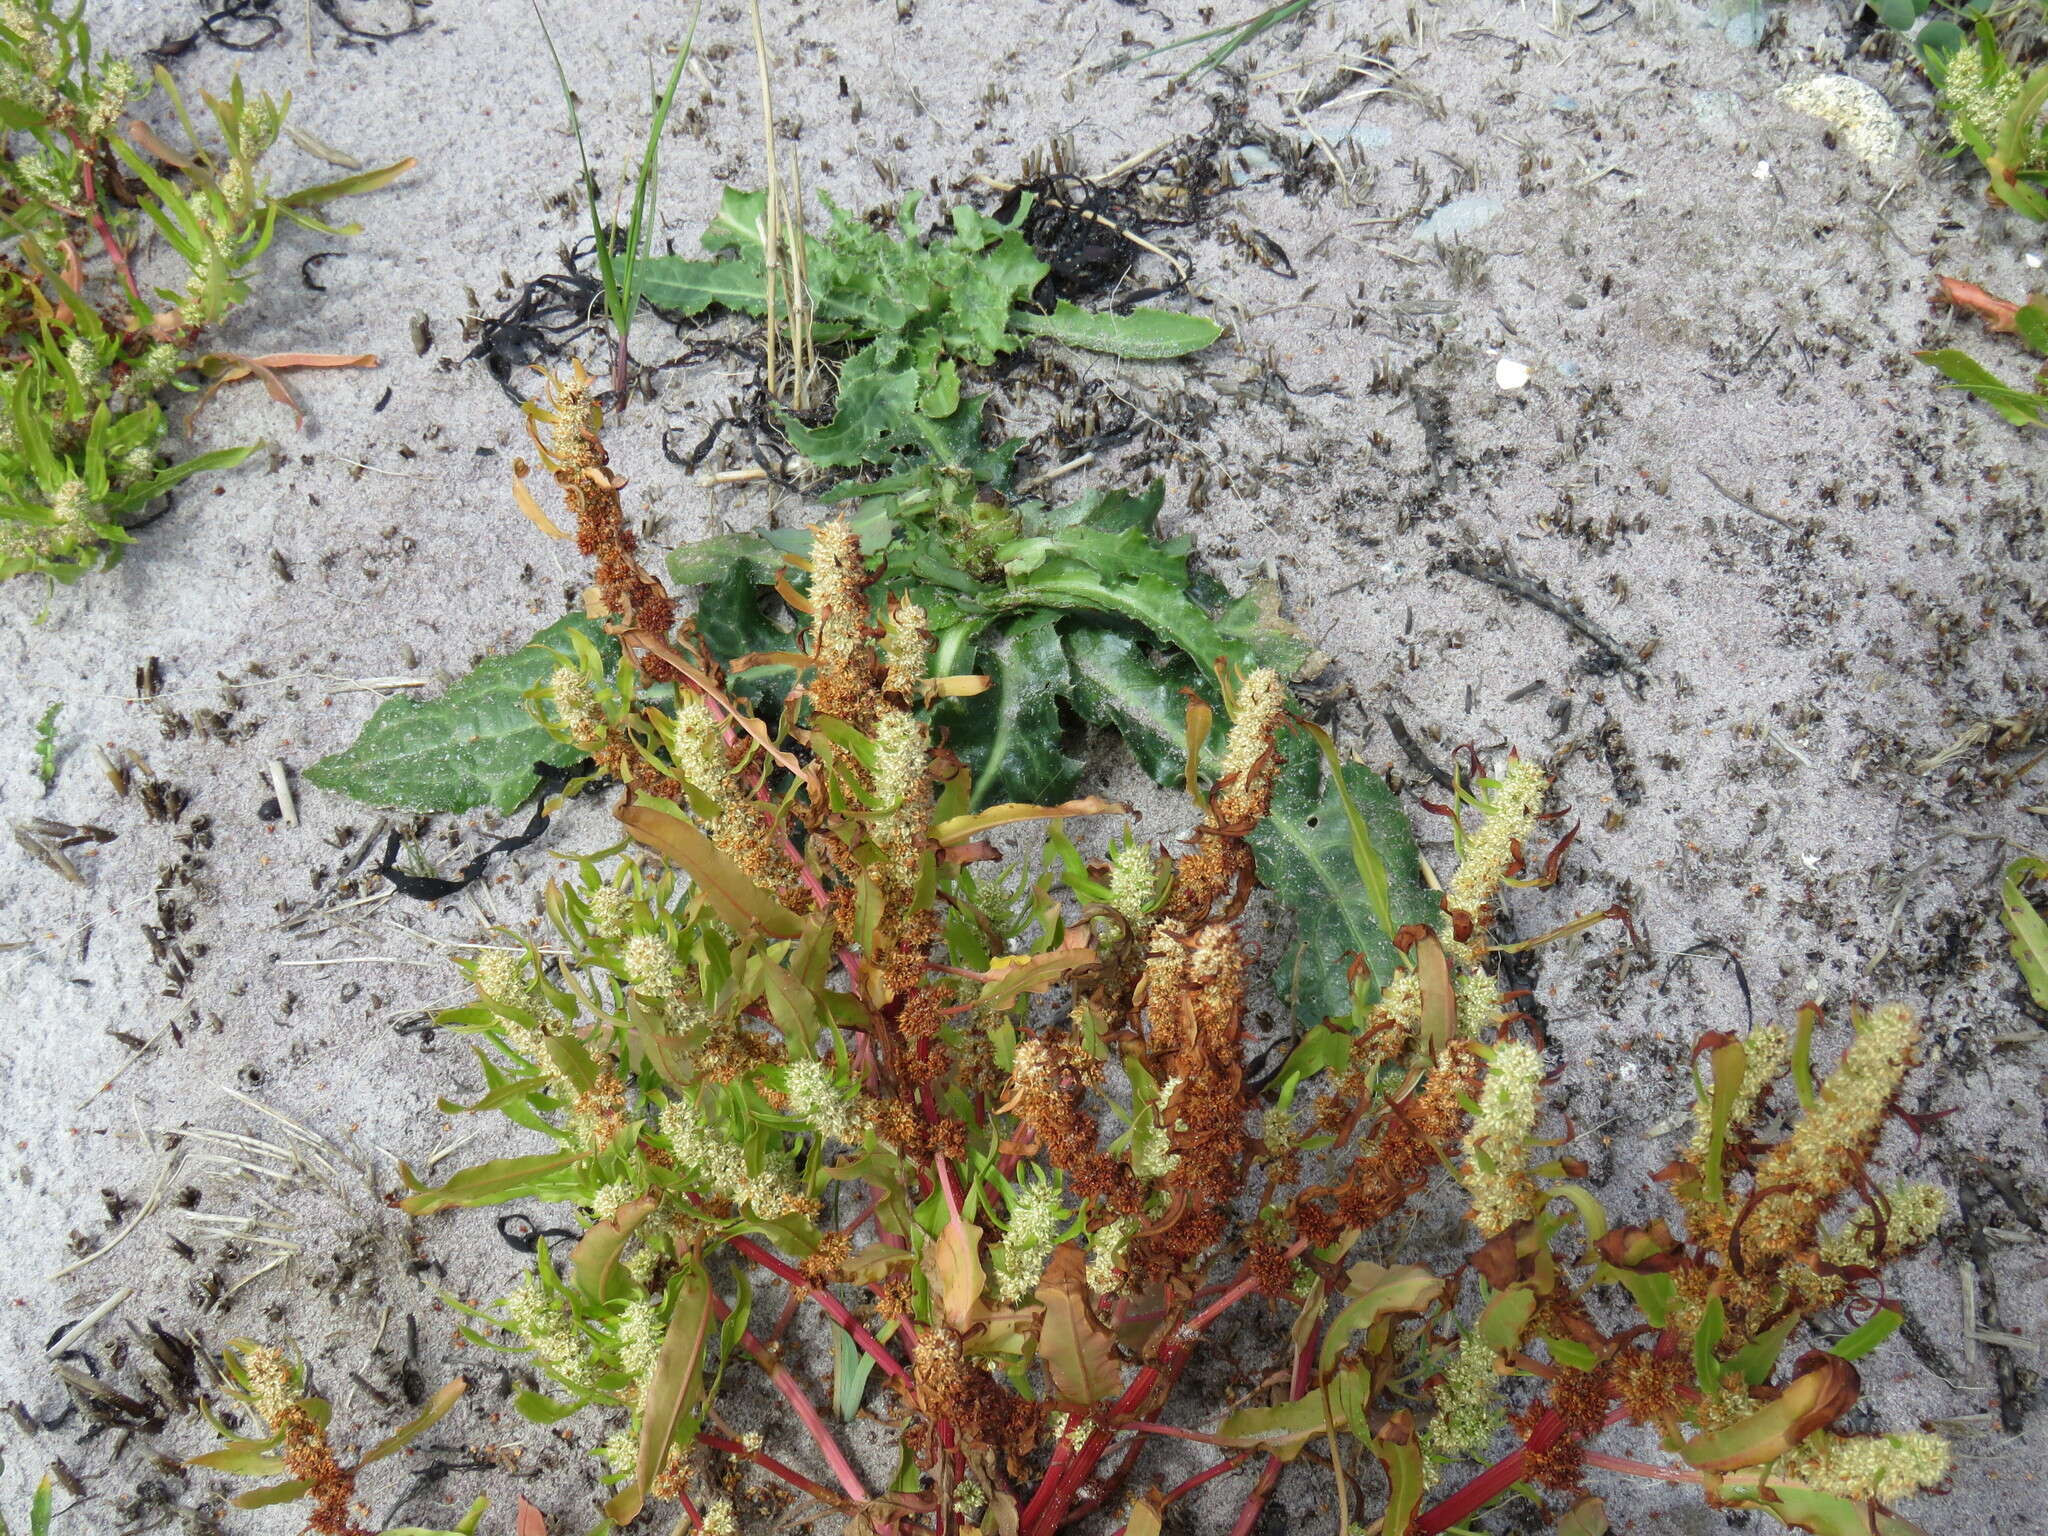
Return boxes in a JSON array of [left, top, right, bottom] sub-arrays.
[[305, 614, 618, 814]]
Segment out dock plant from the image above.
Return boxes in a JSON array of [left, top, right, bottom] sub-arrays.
[[0, 0, 409, 583], [368, 382, 1954, 1536]]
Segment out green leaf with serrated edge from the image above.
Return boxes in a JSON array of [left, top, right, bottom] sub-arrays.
[[304, 614, 617, 814], [1216, 577, 1323, 681], [399, 1150, 584, 1215], [938, 611, 1082, 808], [1011, 301, 1222, 359], [780, 348, 920, 465], [1915, 348, 2046, 427], [1061, 623, 1226, 787], [1830, 1306, 1904, 1362], [2000, 856, 2048, 1009], [1249, 731, 1437, 1028], [1023, 480, 1165, 537], [636, 251, 768, 316]]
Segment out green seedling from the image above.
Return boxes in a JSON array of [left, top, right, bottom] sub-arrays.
[[636, 185, 1221, 469], [1102, 0, 1319, 78], [191, 1340, 467, 1534], [31, 700, 57, 784], [0, 0, 410, 583], [532, 1, 702, 403]]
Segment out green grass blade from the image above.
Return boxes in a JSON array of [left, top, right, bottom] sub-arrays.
[[618, 1, 705, 319]]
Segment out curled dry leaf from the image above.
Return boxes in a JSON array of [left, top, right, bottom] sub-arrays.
[[1935, 276, 2020, 334]]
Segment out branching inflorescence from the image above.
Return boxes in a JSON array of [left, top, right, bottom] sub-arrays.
[[365, 386, 1956, 1536]]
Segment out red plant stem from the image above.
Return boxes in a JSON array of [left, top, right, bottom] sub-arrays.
[[1581, 1449, 1700, 1486], [1226, 1455, 1287, 1536], [728, 1234, 915, 1391], [1227, 1326, 1316, 1536], [1106, 1452, 1252, 1534], [697, 680, 865, 984], [707, 1291, 870, 1504], [1020, 1243, 1308, 1536], [767, 1286, 805, 1347], [1414, 1405, 1629, 1534], [700, 1432, 851, 1506], [1121, 1421, 1244, 1448], [936, 1154, 964, 1223], [1414, 1408, 1560, 1534], [66, 132, 145, 314]]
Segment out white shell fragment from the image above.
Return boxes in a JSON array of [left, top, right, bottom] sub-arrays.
[[1495, 357, 1531, 391], [1777, 75, 1908, 165]]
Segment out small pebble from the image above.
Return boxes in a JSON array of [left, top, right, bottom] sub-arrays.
[[1495, 358, 1531, 391]]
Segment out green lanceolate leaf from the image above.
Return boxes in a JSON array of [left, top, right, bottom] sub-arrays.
[[1914, 348, 2046, 427], [231, 1480, 314, 1510], [607, 1263, 714, 1525], [938, 610, 1082, 807], [1249, 730, 1437, 1028], [1999, 856, 2048, 1009], [304, 614, 617, 814], [360, 1379, 468, 1466], [1715, 1484, 1927, 1536], [1215, 1391, 1328, 1458], [398, 1150, 586, 1215], [1011, 300, 1222, 359]]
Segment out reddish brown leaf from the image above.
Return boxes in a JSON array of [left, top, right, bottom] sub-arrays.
[[1935, 275, 2019, 334]]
